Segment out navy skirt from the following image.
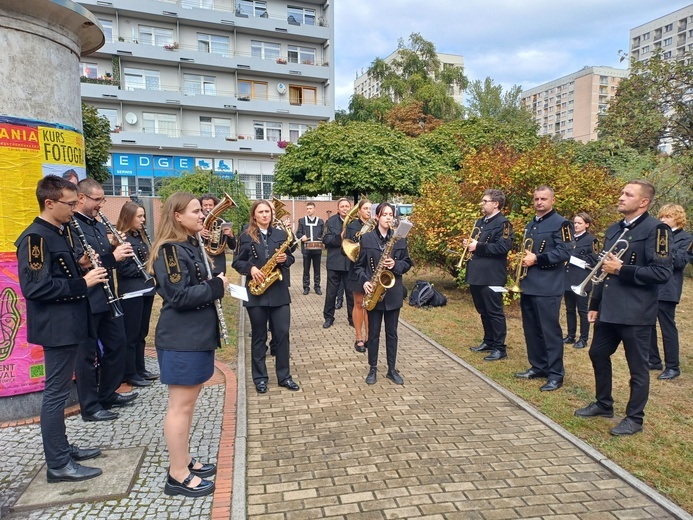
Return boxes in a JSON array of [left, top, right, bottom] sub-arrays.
[[157, 349, 215, 386]]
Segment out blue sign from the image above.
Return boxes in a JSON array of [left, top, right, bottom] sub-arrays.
[[109, 153, 196, 177]]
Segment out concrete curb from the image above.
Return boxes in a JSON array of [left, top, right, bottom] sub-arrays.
[[399, 318, 693, 520], [231, 275, 247, 520]]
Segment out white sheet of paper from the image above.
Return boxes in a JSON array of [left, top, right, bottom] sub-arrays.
[[489, 286, 507, 293], [120, 287, 155, 299], [228, 284, 249, 301], [569, 256, 588, 269]]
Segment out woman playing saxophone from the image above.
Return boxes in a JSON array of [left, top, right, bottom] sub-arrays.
[[354, 203, 413, 386]]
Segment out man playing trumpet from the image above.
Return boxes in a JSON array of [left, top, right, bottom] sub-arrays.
[[465, 189, 514, 361]]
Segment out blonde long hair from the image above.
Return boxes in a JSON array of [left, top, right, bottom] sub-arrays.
[[116, 201, 143, 234], [146, 192, 198, 273]]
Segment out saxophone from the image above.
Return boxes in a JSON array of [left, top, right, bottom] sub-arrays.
[[248, 220, 294, 296]]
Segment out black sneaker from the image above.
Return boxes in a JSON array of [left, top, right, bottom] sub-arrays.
[[365, 367, 377, 385], [386, 369, 404, 385]]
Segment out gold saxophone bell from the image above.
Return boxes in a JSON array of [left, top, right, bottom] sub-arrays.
[[202, 193, 237, 256]]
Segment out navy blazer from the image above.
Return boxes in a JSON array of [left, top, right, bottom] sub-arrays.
[[658, 228, 692, 303], [564, 232, 600, 290], [322, 214, 351, 272], [116, 230, 155, 296], [465, 213, 514, 287]]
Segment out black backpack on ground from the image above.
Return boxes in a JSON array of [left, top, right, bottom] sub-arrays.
[[409, 280, 447, 308]]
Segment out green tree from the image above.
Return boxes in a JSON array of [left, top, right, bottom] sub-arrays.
[[273, 121, 448, 200], [157, 168, 251, 233], [82, 102, 112, 183], [343, 94, 394, 124], [465, 77, 537, 129]]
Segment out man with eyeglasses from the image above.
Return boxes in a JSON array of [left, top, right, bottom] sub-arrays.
[[465, 189, 514, 361], [73, 178, 138, 422], [15, 175, 110, 482]]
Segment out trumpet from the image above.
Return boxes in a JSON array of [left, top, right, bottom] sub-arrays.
[[451, 226, 481, 268], [506, 234, 534, 293], [571, 228, 630, 297], [98, 211, 153, 282]]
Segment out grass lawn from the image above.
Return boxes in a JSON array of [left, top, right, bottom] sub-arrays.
[[401, 266, 693, 513]]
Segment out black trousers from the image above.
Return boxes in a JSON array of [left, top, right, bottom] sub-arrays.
[[564, 290, 590, 341], [42, 344, 79, 469], [367, 308, 400, 370], [122, 296, 154, 377], [323, 269, 353, 322], [247, 305, 291, 384], [75, 311, 127, 415], [469, 285, 506, 349], [649, 301, 680, 370], [302, 251, 322, 290], [589, 321, 651, 425], [336, 277, 345, 303], [520, 294, 564, 380]]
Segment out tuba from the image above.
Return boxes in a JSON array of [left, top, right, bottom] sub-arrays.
[[202, 193, 237, 256]]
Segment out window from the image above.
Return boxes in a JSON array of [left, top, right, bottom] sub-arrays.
[[81, 62, 98, 79], [643, 32, 650, 40], [664, 51, 672, 59], [142, 113, 178, 137], [99, 19, 113, 43], [97, 108, 118, 130], [251, 40, 281, 60], [289, 85, 316, 105], [124, 68, 160, 91], [182, 0, 214, 9], [200, 116, 232, 139], [287, 45, 315, 65], [642, 45, 649, 53], [254, 121, 282, 141], [664, 37, 672, 46], [287, 6, 315, 25], [184, 74, 216, 96], [665, 23, 673, 32], [138, 25, 173, 47], [197, 33, 230, 57], [238, 80, 268, 100], [239, 0, 266, 17], [289, 123, 313, 143]]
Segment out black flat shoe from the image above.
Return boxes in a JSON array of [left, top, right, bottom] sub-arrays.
[[188, 458, 216, 478], [127, 376, 152, 387], [303, 288, 310, 295], [279, 378, 300, 391], [315, 288, 322, 295], [82, 409, 119, 422], [470, 342, 493, 352], [573, 339, 587, 349], [658, 368, 680, 380], [483, 349, 507, 361], [164, 473, 215, 497], [355, 340, 366, 353], [140, 370, 159, 380], [256, 381, 268, 393], [540, 379, 563, 392], [335, 301, 343, 309], [69, 444, 101, 462], [103, 392, 138, 409], [514, 368, 547, 379], [322, 319, 334, 328], [47, 459, 102, 483]]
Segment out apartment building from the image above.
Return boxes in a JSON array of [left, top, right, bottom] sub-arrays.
[[354, 51, 465, 106], [520, 66, 629, 143], [630, 4, 693, 63], [77, 0, 334, 198]]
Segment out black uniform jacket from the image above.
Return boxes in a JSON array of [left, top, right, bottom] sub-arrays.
[[564, 232, 600, 290], [465, 213, 514, 287], [296, 215, 324, 253], [322, 214, 351, 272], [354, 229, 413, 311], [15, 218, 91, 347], [153, 236, 225, 351], [520, 210, 574, 297], [658, 228, 692, 303], [116, 231, 155, 296], [232, 227, 295, 308], [589, 213, 673, 326], [73, 212, 119, 315]]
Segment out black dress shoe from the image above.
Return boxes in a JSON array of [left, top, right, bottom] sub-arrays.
[[164, 473, 215, 497], [514, 368, 547, 379], [562, 335, 576, 344], [540, 379, 563, 392], [366, 367, 377, 385], [386, 369, 404, 385], [573, 339, 587, 349], [47, 459, 102, 483], [470, 342, 493, 352], [610, 417, 643, 436], [69, 444, 101, 462], [139, 370, 159, 380], [574, 402, 614, 418], [335, 301, 343, 309], [103, 392, 138, 409], [256, 381, 268, 393], [483, 349, 507, 361], [355, 340, 366, 353], [82, 409, 119, 422], [303, 288, 310, 295], [315, 287, 322, 295], [188, 458, 217, 478], [649, 363, 663, 370], [127, 376, 152, 387], [322, 319, 334, 329], [279, 378, 300, 391], [658, 368, 681, 380]]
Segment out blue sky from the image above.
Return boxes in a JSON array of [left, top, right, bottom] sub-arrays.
[[333, 1, 692, 110]]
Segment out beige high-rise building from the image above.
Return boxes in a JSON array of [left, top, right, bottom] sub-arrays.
[[354, 51, 464, 106], [630, 4, 693, 63], [521, 66, 628, 143]]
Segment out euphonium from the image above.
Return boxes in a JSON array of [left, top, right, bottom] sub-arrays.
[[571, 228, 630, 297], [272, 196, 290, 222], [202, 193, 237, 256], [505, 234, 534, 293], [248, 219, 294, 296], [343, 217, 376, 262]]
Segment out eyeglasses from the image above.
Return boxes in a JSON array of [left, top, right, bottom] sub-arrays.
[[84, 194, 107, 204], [52, 199, 79, 208], [480, 199, 494, 204]]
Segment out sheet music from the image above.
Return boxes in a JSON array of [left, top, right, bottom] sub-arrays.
[[121, 287, 155, 299], [228, 284, 249, 302]]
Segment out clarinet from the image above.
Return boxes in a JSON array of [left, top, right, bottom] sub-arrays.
[[70, 217, 124, 319], [141, 225, 153, 247], [197, 232, 229, 345], [98, 211, 153, 282]]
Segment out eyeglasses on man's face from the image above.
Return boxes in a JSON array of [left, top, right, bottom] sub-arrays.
[[84, 194, 107, 204], [480, 199, 494, 204], [52, 199, 79, 208]]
